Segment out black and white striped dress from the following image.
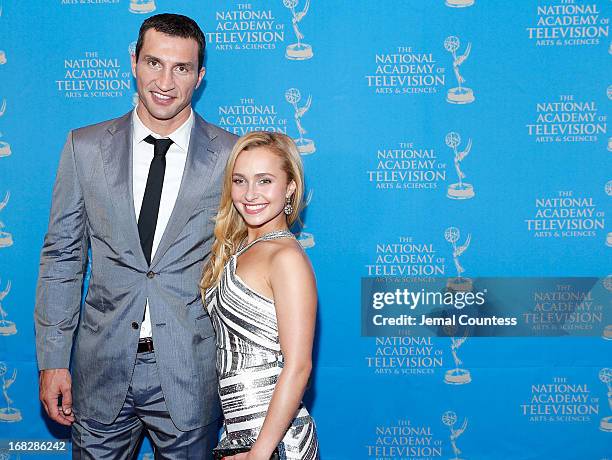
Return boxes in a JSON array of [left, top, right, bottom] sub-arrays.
[[205, 230, 319, 460]]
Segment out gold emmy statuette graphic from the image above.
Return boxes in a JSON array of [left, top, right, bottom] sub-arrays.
[[442, 411, 468, 460], [297, 190, 315, 249], [599, 368, 612, 432], [285, 88, 316, 155], [444, 36, 475, 104], [0, 279, 15, 336], [445, 132, 474, 199], [443, 326, 472, 385], [606, 232, 612, 247], [444, 226, 472, 291], [129, 0, 156, 14], [0, 362, 21, 422], [446, 0, 474, 7], [0, 192, 13, 248], [284, 0, 313, 60]]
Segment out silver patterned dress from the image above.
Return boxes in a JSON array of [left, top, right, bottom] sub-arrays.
[[205, 230, 320, 460]]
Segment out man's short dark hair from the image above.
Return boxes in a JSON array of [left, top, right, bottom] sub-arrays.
[[135, 13, 206, 70]]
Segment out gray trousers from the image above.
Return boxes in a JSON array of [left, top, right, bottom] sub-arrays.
[[72, 351, 218, 459]]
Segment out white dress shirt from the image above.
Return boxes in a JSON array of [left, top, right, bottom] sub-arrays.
[[132, 109, 194, 339]]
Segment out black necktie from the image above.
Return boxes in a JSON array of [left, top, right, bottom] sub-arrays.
[[138, 135, 173, 265]]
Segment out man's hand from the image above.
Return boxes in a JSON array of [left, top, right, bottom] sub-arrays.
[[39, 368, 75, 426]]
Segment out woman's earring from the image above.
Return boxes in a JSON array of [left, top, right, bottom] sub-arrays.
[[284, 196, 293, 215]]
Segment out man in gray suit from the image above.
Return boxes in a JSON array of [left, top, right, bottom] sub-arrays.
[[35, 14, 236, 458]]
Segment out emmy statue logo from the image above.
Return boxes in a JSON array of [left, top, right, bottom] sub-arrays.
[[285, 88, 315, 155], [283, 0, 314, 60], [443, 325, 472, 385], [445, 132, 474, 200], [442, 411, 468, 460], [129, 0, 155, 14], [446, 0, 474, 7], [0, 279, 15, 336], [599, 368, 612, 432], [297, 190, 315, 249], [0, 133, 10, 159], [444, 36, 475, 104], [0, 362, 20, 422], [0, 192, 12, 248], [444, 226, 472, 291]]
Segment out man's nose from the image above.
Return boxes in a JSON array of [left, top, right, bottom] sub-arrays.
[[156, 68, 175, 92]]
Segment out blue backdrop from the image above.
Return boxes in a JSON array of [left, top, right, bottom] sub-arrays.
[[0, 1, 611, 458]]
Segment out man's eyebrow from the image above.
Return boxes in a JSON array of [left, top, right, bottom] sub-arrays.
[[142, 55, 194, 68], [174, 62, 194, 68]]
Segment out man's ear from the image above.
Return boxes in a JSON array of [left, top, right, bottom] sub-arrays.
[[195, 67, 206, 89]]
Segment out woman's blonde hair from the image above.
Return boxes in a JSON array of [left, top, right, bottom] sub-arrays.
[[200, 131, 304, 293]]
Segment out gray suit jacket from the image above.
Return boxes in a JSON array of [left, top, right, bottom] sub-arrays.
[[34, 111, 237, 430]]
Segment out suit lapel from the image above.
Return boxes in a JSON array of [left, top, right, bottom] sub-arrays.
[[100, 112, 148, 268], [150, 114, 220, 268]]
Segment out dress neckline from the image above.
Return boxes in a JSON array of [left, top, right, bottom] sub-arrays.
[[235, 229, 295, 257]]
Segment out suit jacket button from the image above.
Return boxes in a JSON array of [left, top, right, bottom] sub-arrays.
[[147, 271, 155, 279], [131, 321, 139, 330]]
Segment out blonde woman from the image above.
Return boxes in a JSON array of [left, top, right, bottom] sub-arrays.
[[201, 132, 319, 460]]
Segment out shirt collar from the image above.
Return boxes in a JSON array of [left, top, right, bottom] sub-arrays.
[[132, 108, 194, 152]]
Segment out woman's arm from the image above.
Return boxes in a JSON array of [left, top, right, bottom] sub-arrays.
[[236, 245, 317, 460]]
